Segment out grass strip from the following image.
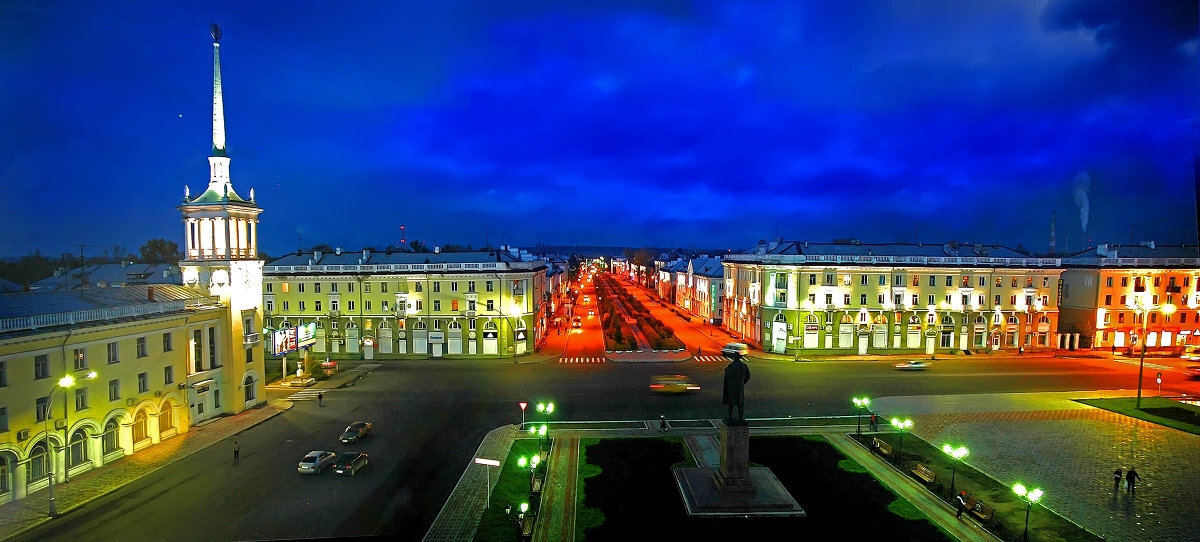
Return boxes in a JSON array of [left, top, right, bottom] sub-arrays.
[[1075, 397, 1200, 436]]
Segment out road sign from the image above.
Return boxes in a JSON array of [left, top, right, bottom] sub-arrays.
[[519, 402, 528, 411], [474, 457, 500, 467], [1156, 372, 1162, 384]]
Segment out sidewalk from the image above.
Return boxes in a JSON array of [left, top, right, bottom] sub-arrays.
[[0, 398, 293, 542]]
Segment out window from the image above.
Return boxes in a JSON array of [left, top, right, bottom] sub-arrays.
[[1106, 277, 1113, 287], [469, 319, 476, 330], [331, 282, 339, 293], [1118, 313, 1125, 323], [1154, 276, 1160, 287], [282, 301, 289, 311], [214, 389, 220, 409], [944, 294, 953, 304], [164, 365, 174, 385], [299, 301, 306, 311], [826, 294, 834, 305], [994, 295, 1001, 306], [415, 282, 423, 292], [0, 361, 5, 387], [945, 276, 953, 287], [364, 283, 371, 293], [1152, 294, 1159, 305], [415, 300, 423, 311], [878, 294, 885, 304], [809, 293, 817, 304], [0, 407, 6, 432], [28, 442, 48, 481], [365, 301, 371, 311], [860, 274, 868, 286], [103, 419, 119, 453], [193, 329, 203, 372], [879, 275, 886, 286], [109, 379, 120, 401], [927, 294, 935, 305], [978, 276, 985, 287], [1150, 313, 1158, 323], [976, 295, 984, 306], [331, 300, 339, 312], [434, 320, 442, 330], [75, 387, 88, 412], [266, 283, 273, 293], [1010, 295, 1017, 305], [433, 282, 441, 293], [35, 354, 50, 379], [1105, 295, 1112, 306], [962, 294, 970, 306], [381, 282, 388, 293], [298, 283, 305, 293], [1120, 295, 1127, 305], [486, 281, 495, 292], [910, 294, 918, 306], [135, 337, 147, 358], [73, 348, 86, 370], [382, 300, 389, 311], [36, 396, 49, 422], [451, 281, 459, 292], [348, 301, 355, 311], [1026, 277, 1034, 288], [208, 327, 218, 368], [929, 276, 936, 287], [107, 342, 119, 364], [163, 332, 173, 352], [486, 299, 494, 311], [266, 300, 274, 312], [809, 274, 817, 285], [315, 300, 322, 312], [314, 282, 321, 293], [912, 275, 920, 287], [961, 276, 969, 287], [452, 299, 459, 311], [860, 294, 868, 305], [348, 282, 354, 292], [1121, 277, 1128, 287], [434, 300, 441, 311], [138, 372, 148, 393], [468, 281, 476, 292], [1043, 277, 1050, 287]]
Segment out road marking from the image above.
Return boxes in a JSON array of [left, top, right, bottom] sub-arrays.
[[286, 389, 329, 401], [695, 355, 725, 363], [559, 357, 606, 364]]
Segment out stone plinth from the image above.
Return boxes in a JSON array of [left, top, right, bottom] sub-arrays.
[[673, 420, 805, 517], [713, 421, 755, 494]]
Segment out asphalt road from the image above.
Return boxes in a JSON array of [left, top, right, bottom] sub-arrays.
[[15, 284, 1198, 541]]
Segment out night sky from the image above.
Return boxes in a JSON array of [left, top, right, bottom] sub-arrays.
[[2, 1, 1197, 258]]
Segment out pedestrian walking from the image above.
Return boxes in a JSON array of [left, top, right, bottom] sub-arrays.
[[955, 491, 967, 519], [659, 415, 667, 432], [233, 440, 240, 464], [317, 392, 324, 406], [869, 413, 878, 432], [1018, 345, 1024, 355], [1126, 467, 1141, 495], [1113, 467, 1123, 491]]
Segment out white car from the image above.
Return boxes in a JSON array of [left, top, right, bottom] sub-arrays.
[[297, 450, 336, 474], [893, 361, 930, 371], [721, 343, 749, 357]]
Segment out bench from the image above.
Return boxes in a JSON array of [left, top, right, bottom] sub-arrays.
[[872, 437, 894, 458], [520, 514, 534, 541], [962, 494, 994, 522], [911, 462, 937, 484]]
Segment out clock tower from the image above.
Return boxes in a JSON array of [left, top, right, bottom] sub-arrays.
[[178, 22, 265, 416]]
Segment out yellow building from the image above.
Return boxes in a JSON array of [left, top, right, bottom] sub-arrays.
[[0, 286, 233, 502], [723, 241, 1063, 354], [263, 248, 548, 359], [1060, 243, 1200, 350]]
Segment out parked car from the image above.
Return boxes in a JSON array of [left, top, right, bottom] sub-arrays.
[[650, 374, 701, 394], [332, 451, 369, 476], [721, 342, 749, 357], [321, 359, 339, 370], [297, 450, 336, 474], [894, 361, 930, 370], [339, 421, 373, 444]]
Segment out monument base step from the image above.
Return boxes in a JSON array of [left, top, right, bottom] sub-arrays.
[[674, 467, 806, 517]]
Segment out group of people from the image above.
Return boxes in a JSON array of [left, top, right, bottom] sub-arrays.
[[1114, 467, 1142, 495]]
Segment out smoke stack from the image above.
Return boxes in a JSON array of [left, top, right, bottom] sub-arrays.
[[148, 286, 155, 302]]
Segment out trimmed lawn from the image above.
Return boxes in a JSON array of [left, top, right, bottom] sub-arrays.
[[573, 435, 951, 541], [854, 433, 1101, 542], [1076, 397, 1200, 436], [473, 439, 543, 542]]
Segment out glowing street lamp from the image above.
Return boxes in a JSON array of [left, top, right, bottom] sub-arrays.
[[1136, 302, 1175, 409], [1012, 483, 1044, 542], [45, 371, 97, 516], [890, 418, 913, 463], [852, 397, 871, 435], [941, 444, 969, 495]]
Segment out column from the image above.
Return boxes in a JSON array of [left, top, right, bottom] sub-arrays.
[[12, 459, 27, 500], [119, 422, 134, 455], [89, 434, 104, 468], [208, 218, 216, 259], [53, 441, 66, 484], [148, 414, 161, 445], [250, 220, 257, 258]]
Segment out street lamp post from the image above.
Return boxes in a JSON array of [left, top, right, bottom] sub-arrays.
[[44, 371, 97, 517], [1136, 302, 1175, 409], [890, 418, 912, 463], [852, 397, 871, 436], [1012, 483, 1044, 542], [941, 444, 969, 495]]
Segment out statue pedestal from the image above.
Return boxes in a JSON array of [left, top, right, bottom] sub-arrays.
[[713, 421, 755, 494]]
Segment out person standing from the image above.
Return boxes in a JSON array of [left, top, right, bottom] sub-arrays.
[[955, 492, 967, 519], [870, 413, 879, 432], [317, 392, 324, 406], [1126, 467, 1141, 495], [233, 440, 240, 464], [1113, 467, 1123, 491]]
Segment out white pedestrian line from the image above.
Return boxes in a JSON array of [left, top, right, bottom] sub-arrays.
[[695, 355, 724, 363], [1114, 359, 1173, 370], [287, 389, 328, 401], [558, 357, 606, 364]]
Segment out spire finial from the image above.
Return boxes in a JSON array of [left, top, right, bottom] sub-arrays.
[[185, 185, 190, 198], [210, 21, 222, 43]]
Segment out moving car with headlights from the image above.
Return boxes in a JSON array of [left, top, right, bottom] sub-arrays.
[[297, 450, 336, 474], [1182, 345, 1200, 361], [332, 451, 369, 476], [339, 421, 373, 444], [893, 360, 930, 370], [721, 342, 749, 357], [572, 316, 582, 329], [650, 374, 701, 393]]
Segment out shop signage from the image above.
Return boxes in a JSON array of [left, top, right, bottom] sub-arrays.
[[429, 331, 445, 343]]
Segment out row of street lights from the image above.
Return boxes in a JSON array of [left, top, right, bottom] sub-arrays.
[[505, 399, 554, 529], [854, 395, 1043, 541]]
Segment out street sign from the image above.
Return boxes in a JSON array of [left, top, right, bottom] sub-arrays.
[[474, 457, 500, 467], [519, 402, 528, 411], [1156, 372, 1162, 384]]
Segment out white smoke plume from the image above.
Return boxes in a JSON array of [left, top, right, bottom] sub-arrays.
[[1073, 171, 1091, 232]]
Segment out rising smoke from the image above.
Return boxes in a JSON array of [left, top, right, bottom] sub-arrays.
[[1073, 171, 1091, 232]]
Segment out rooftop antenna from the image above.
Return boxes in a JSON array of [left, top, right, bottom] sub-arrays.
[[485, 223, 490, 249], [400, 224, 407, 245]]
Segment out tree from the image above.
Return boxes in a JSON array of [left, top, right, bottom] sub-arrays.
[[138, 239, 181, 264], [312, 243, 334, 253], [409, 240, 431, 253]]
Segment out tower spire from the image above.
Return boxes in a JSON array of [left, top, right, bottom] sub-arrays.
[[211, 21, 226, 157]]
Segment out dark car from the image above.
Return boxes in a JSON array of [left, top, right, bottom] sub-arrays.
[[572, 316, 582, 329], [339, 421, 373, 444], [332, 451, 369, 476], [1184, 365, 1200, 380]]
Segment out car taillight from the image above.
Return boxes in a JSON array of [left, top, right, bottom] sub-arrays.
[[686, 386, 700, 390], [649, 384, 663, 388]]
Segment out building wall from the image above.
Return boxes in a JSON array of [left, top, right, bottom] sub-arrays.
[[1084, 268, 1200, 349]]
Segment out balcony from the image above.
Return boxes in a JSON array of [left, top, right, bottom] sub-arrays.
[[242, 333, 261, 348]]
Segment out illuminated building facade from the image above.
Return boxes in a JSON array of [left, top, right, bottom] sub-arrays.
[[262, 249, 548, 358], [1059, 243, 1200, 350], [722, 241, 1063, 354]]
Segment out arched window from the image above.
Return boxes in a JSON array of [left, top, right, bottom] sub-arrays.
[[244, 375, 256, 402], [1007, 315, 1019, 324], [413, 320, 428, 330], [873, 314, 888, 324], [805, 314, 818, 323], [774, 313, 786, 322], [515, 318, 526, 330], [379, 320, 391, 329], [974, 315, 986, 325], [68, 428, 90, 467], [0, 454, 10, 494], [158, 405, 174, 433], [1039, 316, 1051, 324], [102, 419, 120, 454], [941, 315, 954, 326], [27, 442, 49, 481], [448, 321, 462, 330], [132, 410, 149, 443], [926, 313, 937, 324], [484, 321, 498, 331], [839, 314, 853, 324], [909, 314, 921, 325]]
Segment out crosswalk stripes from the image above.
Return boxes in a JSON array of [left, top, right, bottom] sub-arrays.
[[694, 355, 725, 363], [287, 389, 328, 401], [557, 357, 606, 364]]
